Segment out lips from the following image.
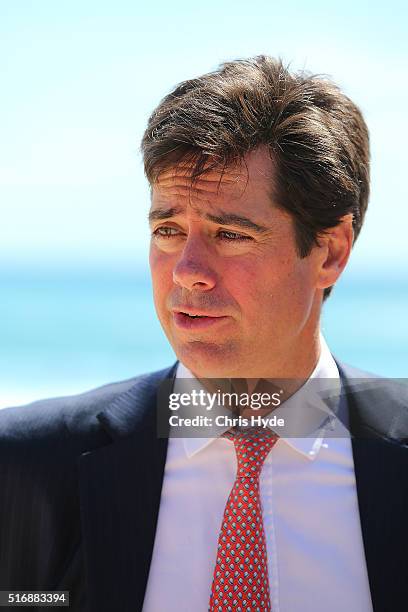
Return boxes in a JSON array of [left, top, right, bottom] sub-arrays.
[[173, 308, 225, 318], [172, 310, 229, 330]]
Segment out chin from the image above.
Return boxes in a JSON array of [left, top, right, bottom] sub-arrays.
[[173, 339, 243, 378]]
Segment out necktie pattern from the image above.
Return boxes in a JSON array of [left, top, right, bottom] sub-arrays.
[[209, 427, 278, 612]]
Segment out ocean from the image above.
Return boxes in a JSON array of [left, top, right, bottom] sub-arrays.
[[1, 266, 407, 409]]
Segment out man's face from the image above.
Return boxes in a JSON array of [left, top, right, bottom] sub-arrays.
[[149, 148, 325, 378]]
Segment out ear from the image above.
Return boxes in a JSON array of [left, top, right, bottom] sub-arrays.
[[316, 214, 354, 289]]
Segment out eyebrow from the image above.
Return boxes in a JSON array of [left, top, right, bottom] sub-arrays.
[[148, 206, 269, 234], [148, 206, 184, 222]]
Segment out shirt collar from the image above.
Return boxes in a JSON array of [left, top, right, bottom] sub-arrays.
[[174, 333, 342, 461]]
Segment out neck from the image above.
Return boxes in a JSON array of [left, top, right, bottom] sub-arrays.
[[193, 332, 322, 411]]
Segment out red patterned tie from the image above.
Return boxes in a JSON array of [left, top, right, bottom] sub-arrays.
[[209, 427, 278, 612]]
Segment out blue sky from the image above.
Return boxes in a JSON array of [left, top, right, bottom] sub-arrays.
[[1, 0, 407, 276]]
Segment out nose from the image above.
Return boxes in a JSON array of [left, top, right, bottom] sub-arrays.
[[173, 234, 217, 291]]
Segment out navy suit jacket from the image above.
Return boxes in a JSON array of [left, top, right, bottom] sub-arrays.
[[1, 360, 407, 612]]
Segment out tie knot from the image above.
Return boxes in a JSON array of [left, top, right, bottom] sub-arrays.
[[223, 427, 278, 476]]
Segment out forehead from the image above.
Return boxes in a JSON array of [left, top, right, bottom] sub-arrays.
[[151, 148, 275, 211]]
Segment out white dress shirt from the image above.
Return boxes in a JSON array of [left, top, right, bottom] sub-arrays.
[[142, 335, 373, 612]]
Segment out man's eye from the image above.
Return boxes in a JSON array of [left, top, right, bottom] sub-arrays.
[[218, 230, 252, 241], [152, 227, 181, 238]]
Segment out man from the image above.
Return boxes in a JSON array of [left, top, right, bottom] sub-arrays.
[[0, 56, 407, 612]]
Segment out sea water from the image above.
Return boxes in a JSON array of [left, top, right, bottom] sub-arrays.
[[1, 265, 407, 409]]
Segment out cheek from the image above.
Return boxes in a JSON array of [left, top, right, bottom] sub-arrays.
[[226, 255, 315, 321], [220, 259, 266, 316], [149, 248, 173, 305]]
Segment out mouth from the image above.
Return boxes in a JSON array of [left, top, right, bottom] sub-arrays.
[[172, 310, 229, 330]]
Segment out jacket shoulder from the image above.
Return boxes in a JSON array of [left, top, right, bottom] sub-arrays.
[[0, 366, 176, 447], [336, 358, 408, 442]]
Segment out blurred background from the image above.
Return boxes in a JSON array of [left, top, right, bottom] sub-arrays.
[[1, 0, 407, 408]]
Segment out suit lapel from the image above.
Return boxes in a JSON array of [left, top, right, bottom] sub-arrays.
[[78, 365, 177, 612], [338, 363, 408, 611], [351, 436, 408, 611]]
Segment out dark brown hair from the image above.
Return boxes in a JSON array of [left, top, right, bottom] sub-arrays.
[[141, 55, 370, 299]]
